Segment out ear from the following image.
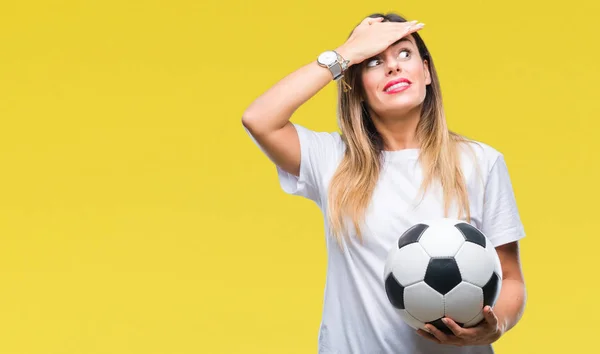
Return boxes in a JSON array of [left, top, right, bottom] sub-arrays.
[[423, 59, 431, 85]]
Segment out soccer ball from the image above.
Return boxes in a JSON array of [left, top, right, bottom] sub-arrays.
[[383, 218, 502, 334]]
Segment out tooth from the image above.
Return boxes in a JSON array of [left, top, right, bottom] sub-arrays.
[[386, 82, 409, 91]]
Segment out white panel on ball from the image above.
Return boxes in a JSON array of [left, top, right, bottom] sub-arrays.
[[455, 242, 495, 287], [404, 282, 444, 322], [397, 309, 426, 331], [383, 247, 399, 279], [388, 243, 430, 286], [418, 223, 465, 257], [444, 282, 484, 324], [464, 311, 485, 328]]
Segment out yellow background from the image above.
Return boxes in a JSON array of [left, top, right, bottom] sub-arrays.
[[0, 0, 598, 353]]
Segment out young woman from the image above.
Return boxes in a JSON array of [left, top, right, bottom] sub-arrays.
[[242, 12, 526, 354]]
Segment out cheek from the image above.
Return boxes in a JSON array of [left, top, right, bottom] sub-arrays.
[[361, 74, 378, 94], [400, 59, 424, 79], [361, 69, 389, 100]]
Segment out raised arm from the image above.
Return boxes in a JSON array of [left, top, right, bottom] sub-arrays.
[[241, 60, 339, 177], [241, 17, 424, 176]]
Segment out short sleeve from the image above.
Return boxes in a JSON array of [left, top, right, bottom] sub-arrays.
[[481, 154, 526, 247], [276, 124, 343, 205], [244, 123, 343, 206]]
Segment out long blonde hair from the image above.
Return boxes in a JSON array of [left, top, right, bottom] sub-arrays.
[[327, 13, 475, 246]]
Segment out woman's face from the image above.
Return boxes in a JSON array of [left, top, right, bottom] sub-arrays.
[[360, 35, 431, 118]]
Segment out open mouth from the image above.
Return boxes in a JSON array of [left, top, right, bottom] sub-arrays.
[[383, 78, 412, 94]]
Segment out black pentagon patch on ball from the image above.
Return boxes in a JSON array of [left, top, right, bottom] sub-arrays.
[[424, 258, 462, 295], [482, 272, 501, 307], [384, 274, 405, 309], [454, 222, 486, 248], [427, 318, 464, 335], [397, 223, 429, 249]]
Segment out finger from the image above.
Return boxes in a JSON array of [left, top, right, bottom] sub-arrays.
[[416, 329, 441, 344], [407, 22, 425, 32], [386, 21, 417, 31], [385, 22, 425, 38], [483, 306, 499, 328], [362, 16, 384, 25], [425, 324, 453, 343], [427, 324, 468, 346], [442, 318, 469, 338]]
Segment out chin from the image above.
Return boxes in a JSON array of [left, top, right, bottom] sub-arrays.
[[374, 98, 423, 117]]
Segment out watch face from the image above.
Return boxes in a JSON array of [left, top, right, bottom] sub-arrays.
[[318, 51, 338, 65]]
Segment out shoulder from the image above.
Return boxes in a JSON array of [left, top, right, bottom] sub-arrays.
[[292, 123, 346, 157], [292, 123, 344, 143], [458, 138, 504, 176]]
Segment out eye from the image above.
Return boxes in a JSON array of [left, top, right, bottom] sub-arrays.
[[398, 49, 411, 59], [366, 58, 381, 67]]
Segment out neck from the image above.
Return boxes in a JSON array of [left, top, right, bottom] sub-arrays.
[[370, 106, 421, 151]]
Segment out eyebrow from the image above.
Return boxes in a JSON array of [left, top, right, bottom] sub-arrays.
[[392, 37, 413, 47], [363, 37, 414, 64]]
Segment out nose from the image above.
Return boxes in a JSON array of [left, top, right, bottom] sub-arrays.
[[385, 59, 402, 76]]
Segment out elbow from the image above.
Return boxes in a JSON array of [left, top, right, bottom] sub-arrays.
[[241, 106, 262, 129], [241, 114, 261, 137], [241, 113, 256, 129], [242, 110, 279, 136]]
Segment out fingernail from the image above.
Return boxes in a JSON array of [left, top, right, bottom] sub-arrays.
[[442, 318, 448, 324], [410, 20, 418, 23]]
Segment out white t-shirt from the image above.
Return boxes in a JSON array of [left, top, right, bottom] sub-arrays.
[[248, 123, 525, 354]]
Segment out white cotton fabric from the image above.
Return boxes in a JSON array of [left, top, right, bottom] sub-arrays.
[[247, 123, 525, 354]]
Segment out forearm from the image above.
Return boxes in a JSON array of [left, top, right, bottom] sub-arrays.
[[242, 60, 335, 135], [494, 279, 527, 333]]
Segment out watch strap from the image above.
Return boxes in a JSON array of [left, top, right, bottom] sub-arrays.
[[329, 61, 343, 80]]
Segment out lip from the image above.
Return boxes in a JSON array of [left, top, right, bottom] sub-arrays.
[[383, 78, 412, 93]]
